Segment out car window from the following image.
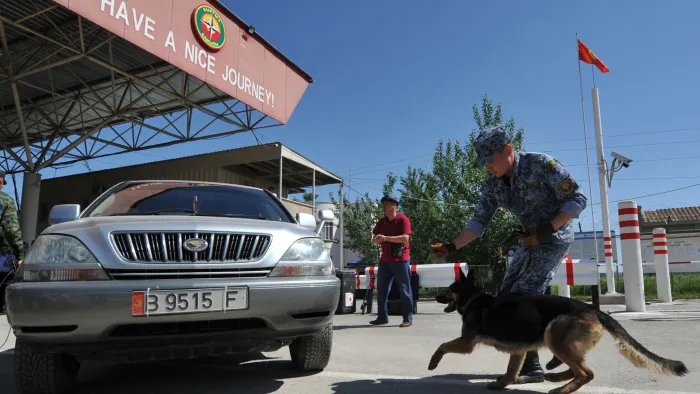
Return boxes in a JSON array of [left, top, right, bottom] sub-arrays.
[[83, 182, 292, 222]]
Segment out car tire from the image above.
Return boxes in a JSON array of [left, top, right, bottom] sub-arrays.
[[289, 322, 333, 372], [14, 341, 80, 394]]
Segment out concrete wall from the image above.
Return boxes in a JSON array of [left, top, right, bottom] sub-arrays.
[[281, 198, 313, 217]]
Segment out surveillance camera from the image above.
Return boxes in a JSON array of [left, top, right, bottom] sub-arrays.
[[611, 151, 632, 166]]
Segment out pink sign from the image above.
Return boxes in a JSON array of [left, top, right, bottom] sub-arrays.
[[55, 0, 311, 124]]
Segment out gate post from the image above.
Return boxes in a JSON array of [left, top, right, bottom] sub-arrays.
[[618, 201, 645, 312], [653, 228, 673, 303]]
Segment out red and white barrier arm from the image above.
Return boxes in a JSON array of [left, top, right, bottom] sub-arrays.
[[362, 263, 469, 288], [643, 261, 700, 274], [549, 258, 599, 287]]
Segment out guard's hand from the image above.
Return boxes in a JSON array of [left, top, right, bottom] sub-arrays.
[[431, 242, 456, 259], [521, 234, 539, 247], [431, 243, 449, 259]]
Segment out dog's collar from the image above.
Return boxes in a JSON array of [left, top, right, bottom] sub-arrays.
[[458, 289, 487, 315]]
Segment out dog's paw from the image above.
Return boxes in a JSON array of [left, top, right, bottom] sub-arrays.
[[486, 380, 507, 390], [427, 352, 443, 370], [443, 303, 457, 313]]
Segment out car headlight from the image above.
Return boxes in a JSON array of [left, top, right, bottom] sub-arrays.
[[20, 235, 110, 282], [269, 238, 333, 277]]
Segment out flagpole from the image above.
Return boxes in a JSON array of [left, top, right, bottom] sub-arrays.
[[576, 33, 602, 295]]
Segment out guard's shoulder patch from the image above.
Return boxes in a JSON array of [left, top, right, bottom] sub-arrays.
[[559, 178, 575, 195], [545, 159, 559, 171], [524, 182, 539, 191]]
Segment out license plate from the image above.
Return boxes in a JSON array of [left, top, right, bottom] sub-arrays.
[[131, 287, 248, 316]]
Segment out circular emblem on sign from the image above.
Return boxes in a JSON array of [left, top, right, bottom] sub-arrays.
[[191, 4, 226, 52], [183, 238, 209, 253]]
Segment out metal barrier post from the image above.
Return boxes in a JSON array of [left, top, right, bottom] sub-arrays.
[[618, 201, 646, 312]]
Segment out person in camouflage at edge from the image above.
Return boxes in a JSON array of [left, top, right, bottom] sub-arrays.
[[0, 169, 24, 277], [432, 124, 588, 384]]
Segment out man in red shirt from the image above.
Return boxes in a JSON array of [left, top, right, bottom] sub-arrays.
[[369, 194, 413, 327]]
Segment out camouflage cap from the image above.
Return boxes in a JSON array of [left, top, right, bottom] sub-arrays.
[[473, 124, 509, 168]]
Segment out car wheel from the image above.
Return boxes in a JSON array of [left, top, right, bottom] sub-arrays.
[[289, 322, 333, 372], [14, 341, 80, 394]]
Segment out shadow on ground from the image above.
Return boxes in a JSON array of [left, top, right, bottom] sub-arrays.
[[330, 374, 547, 394], [0, 348, 556, 394], [0, 349, 319, 394]]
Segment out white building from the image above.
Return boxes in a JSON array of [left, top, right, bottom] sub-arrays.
[[314, 201, 370, 268]]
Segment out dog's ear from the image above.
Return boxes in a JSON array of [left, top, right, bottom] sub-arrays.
[[465, 269, 475, 284]]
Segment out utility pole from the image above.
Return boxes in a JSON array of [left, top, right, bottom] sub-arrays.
[[592, 88, 618, 295]]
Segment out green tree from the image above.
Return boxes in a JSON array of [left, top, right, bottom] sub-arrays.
[[329, 174, 397, 266], [290, 189, 319, 203], [335, 94, 525, 290], [302, 190, 319, 203]]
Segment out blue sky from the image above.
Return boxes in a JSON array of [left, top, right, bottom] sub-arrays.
[[8, 0, 700, 238]]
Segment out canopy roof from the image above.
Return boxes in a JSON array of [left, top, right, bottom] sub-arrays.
[[0, 0, 313, 174]]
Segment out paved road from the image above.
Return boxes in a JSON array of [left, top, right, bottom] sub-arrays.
[[1, 300, 699, 393]]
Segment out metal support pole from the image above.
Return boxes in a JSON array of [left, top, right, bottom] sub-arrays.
[[339, 182, 344, 270], [312, 169, 316, 212], [19, 171, 41, 245], [278, 154, 283, 198], [592, 88, 616, 294]]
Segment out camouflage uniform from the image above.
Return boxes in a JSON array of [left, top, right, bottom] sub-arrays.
[[467, 125, 587, 294], [0, 189, 24, 263], [465, 124, 587, 382]]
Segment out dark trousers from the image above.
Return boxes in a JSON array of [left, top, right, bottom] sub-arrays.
[[376, 260, 413, 323]]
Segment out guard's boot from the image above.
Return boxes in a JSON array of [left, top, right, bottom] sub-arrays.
[[497, 351, 545, 384], [515, 351, 545, 384], [546, 354, 563, 370]]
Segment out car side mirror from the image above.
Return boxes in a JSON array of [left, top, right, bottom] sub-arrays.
[[296, 212, 317, 232], [315, 209, 335, 235], [48, 204, 81, 225], [317, 209, 335, 222]]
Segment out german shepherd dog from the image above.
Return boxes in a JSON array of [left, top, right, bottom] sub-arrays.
[[429, 269, 688, 393]]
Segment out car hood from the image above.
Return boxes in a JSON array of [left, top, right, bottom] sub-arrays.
[[37, 216, 323, 270], [43, 215, 313, 237]]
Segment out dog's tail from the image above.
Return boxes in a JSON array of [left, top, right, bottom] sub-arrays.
[[596, 310, 688, 376]]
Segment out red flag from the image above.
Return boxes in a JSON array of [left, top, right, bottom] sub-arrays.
[[578, 39, 609, 73]]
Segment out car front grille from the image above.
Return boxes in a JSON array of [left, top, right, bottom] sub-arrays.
[[111, 232, 271, 263], [105, 267, 271, 280]]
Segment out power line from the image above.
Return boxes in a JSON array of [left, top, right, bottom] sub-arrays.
[[348, 151, 700, 178], [542, 138, 700, 154], [343, 126, 700, 173], [606, 183, 700, 204], [528, 126, 700, 145], [346, 179, 475, 208], [345, 178, 700, 210], [348, 152, 434, 171]]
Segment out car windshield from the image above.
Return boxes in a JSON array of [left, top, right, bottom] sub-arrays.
[[82, 182, 293, 222]]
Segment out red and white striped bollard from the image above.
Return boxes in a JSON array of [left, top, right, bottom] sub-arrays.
[[653, 228, 672, 303], [618, 201, 646, 312], [603, 235, 616, 291], [559, 253, 571, 298]]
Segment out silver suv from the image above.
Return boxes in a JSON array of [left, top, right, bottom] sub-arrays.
[[6, 180, 340, 394]]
